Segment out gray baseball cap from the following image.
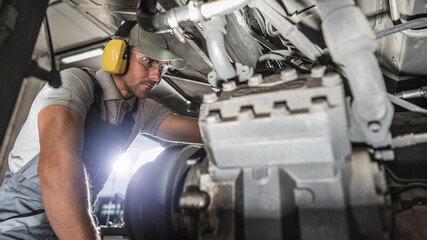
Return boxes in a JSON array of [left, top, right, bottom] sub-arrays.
[[127, 24, 186, 70]]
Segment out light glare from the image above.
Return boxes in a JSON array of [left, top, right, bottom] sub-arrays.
[[113, 152, 131, 175], [61, 48, 103, 64], [133, 147, 165, 173]]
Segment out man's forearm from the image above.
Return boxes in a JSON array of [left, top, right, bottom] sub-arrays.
[[38, 154, 99, 240], [156, 114, 203, 143]]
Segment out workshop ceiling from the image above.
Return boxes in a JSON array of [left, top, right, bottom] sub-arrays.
[[33, 1, 108, 58]]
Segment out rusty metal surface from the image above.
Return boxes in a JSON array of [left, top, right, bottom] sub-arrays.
[[394, 205, 427, 240]]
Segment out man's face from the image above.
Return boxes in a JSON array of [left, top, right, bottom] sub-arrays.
[[118, 48, 168, 99]]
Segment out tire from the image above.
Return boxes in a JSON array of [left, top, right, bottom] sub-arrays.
[[124, 145, 203, 240]]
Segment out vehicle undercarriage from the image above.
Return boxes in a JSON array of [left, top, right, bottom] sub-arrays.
[[0, 0, 426, 239]]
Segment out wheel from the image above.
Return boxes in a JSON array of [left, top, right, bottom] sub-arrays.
[[124, 145, 203, 240]]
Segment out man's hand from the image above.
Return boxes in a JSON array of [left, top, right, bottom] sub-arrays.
[[156, 114, 203, 143], [38, 105, 99, 240]]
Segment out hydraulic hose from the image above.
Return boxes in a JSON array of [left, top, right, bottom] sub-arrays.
[[388, 0, 400, 22], [392, 132, 427, 148], [387, 93, 427, 115], [376, 17, 427, 39], [201, 16, 237, 81], [317, 0, 393, 146], [200, 0, 248, 19], [393, 86, 427, 99]]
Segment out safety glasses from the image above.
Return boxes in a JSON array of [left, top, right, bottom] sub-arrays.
[[130, 50, 170, 76]]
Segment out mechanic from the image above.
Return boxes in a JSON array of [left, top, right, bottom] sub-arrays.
[[0, 21, 202, 240]]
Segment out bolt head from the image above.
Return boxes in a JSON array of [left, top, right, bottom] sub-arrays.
[[222, 81, 236, 92], [186, 159, 198, 165], [392, 56, 398, 64], [369, 122, 381, 133], [311, 66, 326, 78], [322, 73, 342, 87], [208, 71, 218, 80], [207, 71, 219, 87], [248, 74, 263, 86], [280, 68, 298, 81], [295, 188, 315, 207]]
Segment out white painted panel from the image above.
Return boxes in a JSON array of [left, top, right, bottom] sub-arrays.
[[54, 3, 108, 39], [47, 7, 93, 48], [33, 2, 108, 57]]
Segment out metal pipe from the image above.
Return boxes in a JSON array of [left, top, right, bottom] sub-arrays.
[[200, 0, 248, 19], [387, 93, 427, 115], [163, 74, 214, 87], [376, 17, 427, 39], [179, 191, 210, 210], [392, 132, 427, 148], [136, 0, 164, 32], [388, 0, 400, 22], [137, 0, 250, 33], [393, 86, 427, 99], [201, 16, 237, 81], [162, 77, 197, 105]]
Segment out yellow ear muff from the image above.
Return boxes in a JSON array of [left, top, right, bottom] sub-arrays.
[[102, 39, 128, 74]]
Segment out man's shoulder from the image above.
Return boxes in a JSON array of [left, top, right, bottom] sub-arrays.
[[61, 67, 94, 85], [33, 67, 96, 119], [58, 67, 97, 95]]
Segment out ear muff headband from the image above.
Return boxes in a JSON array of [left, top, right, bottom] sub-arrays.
[[102, 39, 129, 75]]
